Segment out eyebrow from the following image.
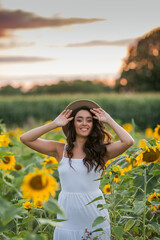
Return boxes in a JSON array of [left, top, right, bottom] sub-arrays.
[[76, 116, 92, 119]]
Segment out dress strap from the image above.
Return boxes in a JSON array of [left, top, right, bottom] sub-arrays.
[[62, 144, 66, 158]]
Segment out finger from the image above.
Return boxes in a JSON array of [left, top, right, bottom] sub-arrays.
[[90, 109, 97, 114], [68, 117, 74, 121], [65, 109, 72, 117], [64, 109, 71, 117], [61, 109, 68, 116], [93, 108, 101, 112], [99, 108, 105, 113], [93, 116, 98, 120]]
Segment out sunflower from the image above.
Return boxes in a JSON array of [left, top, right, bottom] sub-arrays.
[[123, 164, 132, 173], [23, 201, 33, 210], [41, 157, 58, 167], [34, 200, 43, 208], [59, 138, 66, 143], [145, 128, 153, 138], [111, 165, 121, 174], [153, 124, 160, 140], [135, 146, 160, 165], [114, 174, 121, 183], [0, 134, 11, 147], [10, 128, 24, 141], [125, 157, 131, 163], [133, 157, 142, 167], [122, 123, 133, 133], [103, 184, 111, 193], [0, 154, 16, 170], [105, 159, 112, 168], [138, 139, 147, 149], [148, 192, 160, 211], [13, 163, 24, 171], [21, 168, 59, 202], [41, 157, 58, 173], [44, 120, 52, 125]]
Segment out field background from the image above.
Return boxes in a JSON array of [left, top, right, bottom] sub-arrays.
[[0, 92, 160, 131]]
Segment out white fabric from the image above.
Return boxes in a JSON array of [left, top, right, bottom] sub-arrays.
[[53, 144, 110, 240]]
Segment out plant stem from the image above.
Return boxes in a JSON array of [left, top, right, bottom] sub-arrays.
[[110, 177, 116, 240], [28, 210, 33, 233], [143, 167, 147, 240]]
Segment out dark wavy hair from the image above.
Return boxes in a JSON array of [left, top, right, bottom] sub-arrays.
[[66, 106, 113, 174]]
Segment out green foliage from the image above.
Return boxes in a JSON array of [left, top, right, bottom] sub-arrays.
[[0, 116, 160, 239], [116, 27, 160, 92], [0, 80, 113, 95], [0, 93, 160, 131]]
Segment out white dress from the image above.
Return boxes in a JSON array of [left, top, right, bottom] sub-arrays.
[[53, 144, 110, 240]]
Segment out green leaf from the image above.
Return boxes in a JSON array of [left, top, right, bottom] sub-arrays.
[[132, 226, 139, 234], [90, 228, 103, 233], [112, 226, 123, 239], [133, 175, 144, 188], [86, 196, 103, 205], [148, 138, 157, 146], [37, 218, 62, 227], [151, 169, 160, 176], [92, 216, 106, 227], [124, 219, 136, 232], [43, 197, 65, 217], [148, 222, 160, 234], [146, 176, 158, 194], [2, 207, 23, 225], [25, 234, 45, 240], [133, 201, 144, 215], [119, 208, 135, 213]]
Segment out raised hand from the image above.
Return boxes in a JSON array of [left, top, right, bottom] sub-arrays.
[[90, 108, 111, 124], [54, 109, 73, 127]]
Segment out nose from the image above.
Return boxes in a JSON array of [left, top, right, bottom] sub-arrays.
[[81, 119, 88, 125]]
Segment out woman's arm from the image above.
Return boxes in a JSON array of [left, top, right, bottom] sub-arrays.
[[90, 108, 135, 160], [20, 109, 73, 157]]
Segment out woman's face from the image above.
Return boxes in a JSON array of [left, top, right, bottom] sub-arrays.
[[74, 110, 93, 137]]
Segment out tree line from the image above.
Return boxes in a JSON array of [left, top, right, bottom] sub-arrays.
[[0, 80, 113, 95]]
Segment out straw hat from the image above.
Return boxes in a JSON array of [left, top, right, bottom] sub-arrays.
[[62, 99, 100, 136]]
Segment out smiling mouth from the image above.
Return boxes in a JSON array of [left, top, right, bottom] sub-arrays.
[[80, 128, 89, 131]]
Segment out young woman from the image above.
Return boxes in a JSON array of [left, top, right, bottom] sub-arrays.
[[20, 99, 135, 240]]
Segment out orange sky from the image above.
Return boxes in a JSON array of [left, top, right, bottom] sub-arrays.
[[0, 0, 159, 90]]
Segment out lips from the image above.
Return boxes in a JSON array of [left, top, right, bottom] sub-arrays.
[[80, 128, 89, 131]]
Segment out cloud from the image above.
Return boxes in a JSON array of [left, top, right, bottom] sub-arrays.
[[0, 56, 55, 63], [66, 39, 135, 47], [0, 9, 105, 34], [0, 41, 35, 49]]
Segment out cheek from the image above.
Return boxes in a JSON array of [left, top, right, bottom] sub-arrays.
[[89, 122, 93, 130], [74, 121, 80, 130]]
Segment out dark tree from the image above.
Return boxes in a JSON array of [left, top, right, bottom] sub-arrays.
[[115, 27, 160, 92]]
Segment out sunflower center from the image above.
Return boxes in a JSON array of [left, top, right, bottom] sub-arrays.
[[15, 164, 23, 170], [47, 161, 53, 165], [143, 149, 159, 162], [30, 175, 48, 190], [158, 128, 160, 135], [3, 156, 10, 164]]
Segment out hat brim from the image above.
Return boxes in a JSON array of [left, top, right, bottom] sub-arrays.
[[62, 99, 100, 136]]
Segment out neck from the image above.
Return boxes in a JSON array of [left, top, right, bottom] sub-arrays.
[[74, 135, 87, 149]]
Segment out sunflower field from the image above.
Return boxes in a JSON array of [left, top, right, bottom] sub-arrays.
[[0, 119, 160, 240]]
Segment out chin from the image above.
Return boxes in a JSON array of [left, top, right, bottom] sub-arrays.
[[78, 132, 91, 137]]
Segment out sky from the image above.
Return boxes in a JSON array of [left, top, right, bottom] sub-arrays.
[[0, 0, 160, 90]]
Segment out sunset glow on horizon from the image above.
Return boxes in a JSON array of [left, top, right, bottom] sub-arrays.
[[0, 0, 159, 90]]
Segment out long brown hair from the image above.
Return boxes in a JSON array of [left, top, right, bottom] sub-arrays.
[[66, 106, 113, 173]]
